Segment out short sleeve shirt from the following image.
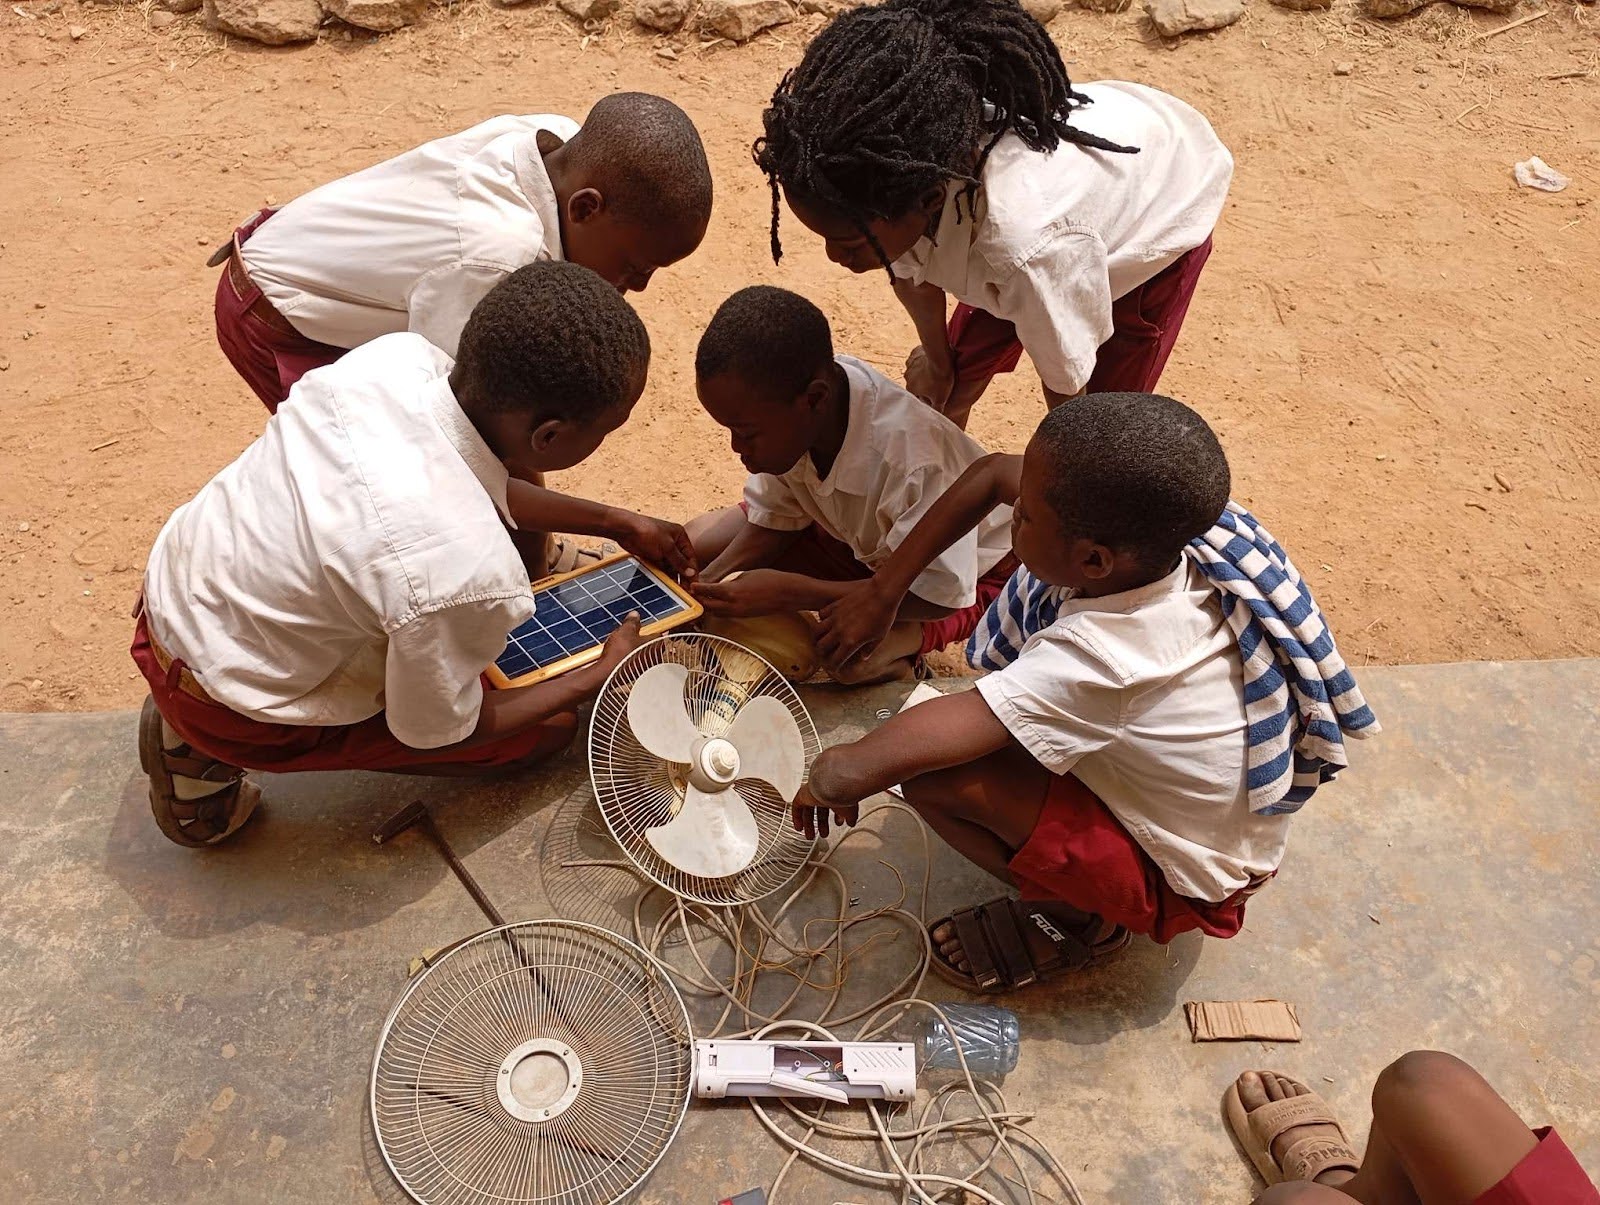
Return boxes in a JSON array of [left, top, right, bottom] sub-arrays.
[[742, 357, 1013, 610]]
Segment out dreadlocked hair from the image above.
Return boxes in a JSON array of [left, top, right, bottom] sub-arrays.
[[754, 0, 1139, 275]]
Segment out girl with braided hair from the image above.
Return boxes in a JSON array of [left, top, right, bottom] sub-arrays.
[[755, 0, 1232, 428]]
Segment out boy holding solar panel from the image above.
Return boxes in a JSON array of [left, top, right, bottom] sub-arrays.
[[131, 263, 654, 847], [686, 286, 1016, 684]]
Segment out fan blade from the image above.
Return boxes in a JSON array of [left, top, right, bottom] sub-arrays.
[[645, 784, 760, 879], [724, 695, 805, 803], [626, 663, 703, 763]]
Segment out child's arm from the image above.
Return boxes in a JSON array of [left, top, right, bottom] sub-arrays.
[[893, 278, 956, 412], [814, 453, 1023, 667], [507, 479, 696, 580], [793, 689, 1012, 838], [699, 520, 805, 584], [694, 570, 954, 620]]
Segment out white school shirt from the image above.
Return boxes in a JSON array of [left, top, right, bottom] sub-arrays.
[[742, 356, 1012, 610], [240, 113, 579, 357], [892, 82, 1233, 398], [975, 560, 1289, 902], [142, 334, 536, 750]]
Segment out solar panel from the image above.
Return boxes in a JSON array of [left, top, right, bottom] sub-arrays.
[[487, 554, 702, 689]]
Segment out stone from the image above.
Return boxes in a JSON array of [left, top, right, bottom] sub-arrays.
[[558, 0, 621, 19], [1449, 0, 1516, 12], [149, 7, 177, 22], [633, 0, 689, 29], [69, 22, 86, 36], [1144, 0, 1243, 34], [796, 0, 838, 11], [204, 0, 321, 41], [1270, 0, 1331, 9], [320, 0, 423, 30], [1020, 0, 1061, 20], [1077, 0, 1132, 11], [701, 0, 793, 41], [1333, 60, 1353, 74], [1361, 0, 1427, 16], [157, 0, 202, 11]]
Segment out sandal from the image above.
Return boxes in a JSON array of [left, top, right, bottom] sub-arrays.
[[546, 536, 612, 575], [139, 697, 260, 848], [928, 897, 1131, 993], [1224, 1075, 1361, 1186]]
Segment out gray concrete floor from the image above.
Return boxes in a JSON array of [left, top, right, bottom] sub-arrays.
[[1, 660, 1596, 1204]]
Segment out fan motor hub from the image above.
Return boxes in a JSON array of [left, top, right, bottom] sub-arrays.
[[688, 736, 740, 791], [494, 1038, 583, 1123]]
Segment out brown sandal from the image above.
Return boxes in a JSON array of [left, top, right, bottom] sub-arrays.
[[928, 897, 1131, 993], [139, 697, 260, 848], [1224, 1075, 1361, 1186]]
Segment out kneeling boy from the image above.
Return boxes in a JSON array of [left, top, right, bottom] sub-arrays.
[[687, 286, 1014, 683], [133, 263, 648, 847], [793, 394, 1377, 991]]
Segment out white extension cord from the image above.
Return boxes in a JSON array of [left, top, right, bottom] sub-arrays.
[[567, 799, 1088, 1205]]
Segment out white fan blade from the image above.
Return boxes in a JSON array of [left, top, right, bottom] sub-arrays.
[[645, 785, 760, 879], [626, 663, 703, 763], [724, 695, 805, 803]]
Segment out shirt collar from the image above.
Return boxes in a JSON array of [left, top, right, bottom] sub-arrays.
[[426, 377, 515, 527], [891, 181, 983, 294], [511, 129, 567, 262], [1059, 558, 1192, 617]]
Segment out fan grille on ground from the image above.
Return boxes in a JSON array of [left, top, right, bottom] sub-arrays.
[[589, 634, 821, 907], [371, 921, 692, 1205]]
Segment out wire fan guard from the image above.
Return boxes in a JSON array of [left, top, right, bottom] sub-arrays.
[[589, 634, 820, 906], [371, 920, 692, 1205]]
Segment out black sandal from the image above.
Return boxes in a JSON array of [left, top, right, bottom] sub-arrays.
[[928, 897, 1131, 993], [138, 698, 260, 848]]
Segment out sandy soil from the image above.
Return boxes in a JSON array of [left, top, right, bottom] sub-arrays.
[[0, 0, 1597, 713]]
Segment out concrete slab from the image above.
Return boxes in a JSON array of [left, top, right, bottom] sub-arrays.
[[1, 660, 1596, 1204]]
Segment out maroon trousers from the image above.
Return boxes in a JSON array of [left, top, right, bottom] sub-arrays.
[[213, 209, 346, 413], [948, 235, 1215, 396]]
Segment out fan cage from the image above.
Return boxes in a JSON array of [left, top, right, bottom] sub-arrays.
[[588, 634, 821, 907], [371, 920, 693, 1205]]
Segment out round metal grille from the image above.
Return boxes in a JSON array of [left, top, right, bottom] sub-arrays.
[[589, 634, 820, 907], [371, 921, 692, 1205]]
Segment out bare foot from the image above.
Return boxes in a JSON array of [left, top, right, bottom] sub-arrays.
[[1234, 1070, 1357, 1189]]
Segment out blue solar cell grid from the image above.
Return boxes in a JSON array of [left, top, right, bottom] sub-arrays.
[[494, 559, 687, 680]]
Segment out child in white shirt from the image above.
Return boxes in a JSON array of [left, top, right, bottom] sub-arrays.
[[134, 264, 651, 848], [755, 0, 1231, 428], [792, 394, 1295, 992], [214, 92, 712, 411], [686, 286, 1015, 683]]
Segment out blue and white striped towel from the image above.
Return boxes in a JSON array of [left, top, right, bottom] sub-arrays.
[[966, 502, 1379, 815]]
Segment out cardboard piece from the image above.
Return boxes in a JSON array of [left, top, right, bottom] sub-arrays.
[[1184, 999, 1302, 1042]]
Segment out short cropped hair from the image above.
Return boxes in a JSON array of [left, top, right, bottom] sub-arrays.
[[695, 286, 834, 400], [572, 93, 713, 232], [1035, 393, 1230, 570], [455, 261, 650, 423]]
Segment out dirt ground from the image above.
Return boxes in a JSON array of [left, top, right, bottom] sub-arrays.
[[0, 0, 1597, 713]]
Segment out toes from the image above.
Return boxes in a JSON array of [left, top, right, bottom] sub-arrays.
[[1263, 1072, 1290, 1102], [930, 922, 955, 944], [1236, 1070, 1269, 1112], [1283, 1075, 1310, 1098]]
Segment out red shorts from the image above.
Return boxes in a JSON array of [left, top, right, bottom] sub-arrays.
[[948, 235, 1214, 395], [1008, 771, 1264, 944], [755, 514, 1016, 656], [214, 209, 346, 413], [1475, 1129, 1599, 1205], [131, 613, 575, 774]]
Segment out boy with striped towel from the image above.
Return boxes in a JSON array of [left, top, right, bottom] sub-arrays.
[[793, 393, 1376, 993]]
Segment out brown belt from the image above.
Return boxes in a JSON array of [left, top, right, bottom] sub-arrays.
[[147, 625, 219, 705], [222, 240, 301, 338]]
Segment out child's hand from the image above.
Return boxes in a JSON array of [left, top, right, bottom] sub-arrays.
[[816, 581, 899, 669], [692, 570, 793, 618], [593, 613, 644, 677], [790, 781, 859, 841], [617, 512, 698, 583], [905, 344, 956, 414]]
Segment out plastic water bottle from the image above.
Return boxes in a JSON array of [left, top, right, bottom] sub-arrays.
[[915, 1005, 1020, 1077]]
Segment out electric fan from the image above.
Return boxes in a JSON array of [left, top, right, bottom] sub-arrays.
[[589, 634, 821, 906], [371, 920, 692, 1205]]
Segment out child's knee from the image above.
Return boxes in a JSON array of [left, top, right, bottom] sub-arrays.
[[1371, 1050, 1477, 1121]]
